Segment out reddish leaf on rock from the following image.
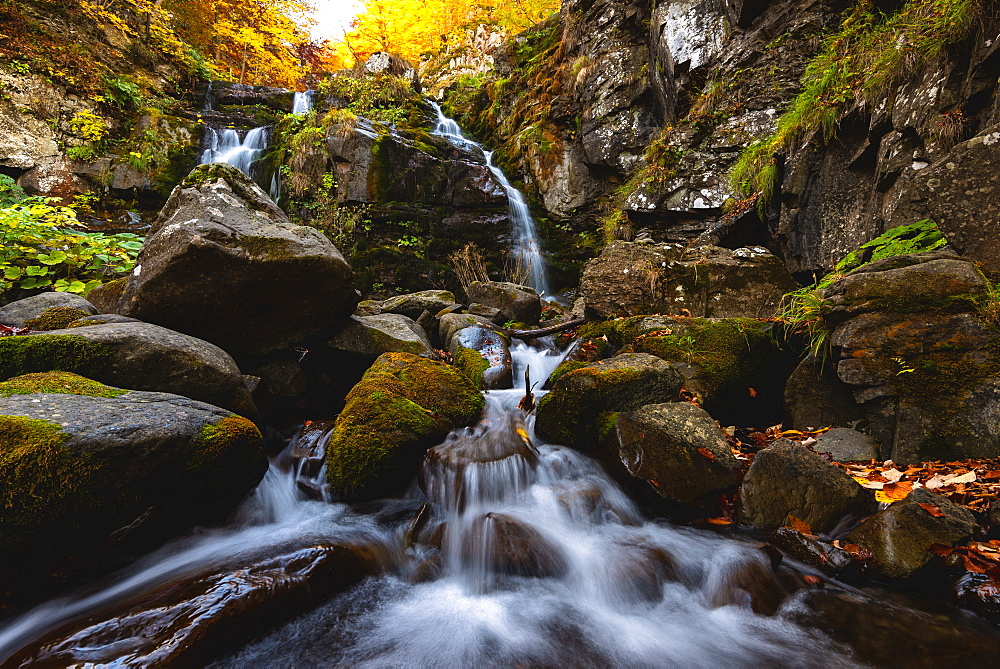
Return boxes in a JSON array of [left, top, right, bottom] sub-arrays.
[[876, 480, 913, 503], [803, 574, 823, 586], [928, 543, 954, 557], [748, 387, 757, 398], [918, 502, 946, 517], [706, 517, 733, 525], [697, 447, 717, 461], [786, 515, 814, 536]]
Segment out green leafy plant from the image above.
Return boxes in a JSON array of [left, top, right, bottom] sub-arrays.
[[69, 110, 109, 143], [0, 174, 26, 207]]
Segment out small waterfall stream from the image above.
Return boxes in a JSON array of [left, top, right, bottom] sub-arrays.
[[200, 126, 270, 177], [429, 101, 551, 297]]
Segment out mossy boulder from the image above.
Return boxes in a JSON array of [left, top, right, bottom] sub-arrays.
[[326, 313, 434, 359], [118, 163, 356, 359], [0, 322, 255, 417], [845, 488, 978, 579], [450, 325, 512, 389], [0, 375, 266, 611], [599, 402, 744, 509], [467, 281, 542, 324], [325, 352, 484, 500], [535, 353, 682, 449], [371, 290, 457, 320], [0, 292, 97, 328], [85, 277, 128, 313], [439, 312, 492, 344], [737, 440, 875, 534]]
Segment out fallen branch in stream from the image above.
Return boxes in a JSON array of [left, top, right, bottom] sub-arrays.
[[489, 317, 586, 340]]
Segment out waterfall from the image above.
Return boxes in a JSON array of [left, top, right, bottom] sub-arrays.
[[292, 90, 314, 115], [429, 101, 552, 298], [200, 126, 270, 178]]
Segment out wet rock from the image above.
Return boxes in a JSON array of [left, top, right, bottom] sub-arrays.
[[438, 312, 493, 344], [450, 325, 513, 389], [467, 303, 503, 323], [535, 353, 682, 449], [84, 277, 127, 313], [373, 290, 456, 320], [603, 402, 743, 508], [737, 439, 874, 534], [706, 556, 790, 616], [247, 359, 308, 398], [579, 242, 796, 320], [0, 373, 266, 611], [67, 314, 142, 327], [118, 163, 356, 358], [814, 428, 878, 463], [604, 541, 678, 604], [911, 124, 1000, 278], [210, 81, 294, 111], [466, 281, 542, 324], [770, 527, 854, 577], [461, 513, 568, 579], [846, 488, 978, 579], [0, 321, 256, 417], [13, 543, 381, 667], [325, 353, 484, 501], [327, 313, 434, 359], [782, 357, 865, 432], [823, 252, 1000, 463], [0, 292, 97, 328]]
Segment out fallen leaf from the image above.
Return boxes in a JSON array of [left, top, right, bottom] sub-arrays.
[[876, 480, 913, 503], [697, 447, 716, 461], [917, 502, 946, 517], [882, 468, 904, 483], [928, 543, 954, 557], [748, 387, 757, 398], [706, 517, 733, 525], [803, 574, 823, 586], [949, 471, 978, 484], [925, 474, 951, 489], [786, 515, 814, 536]]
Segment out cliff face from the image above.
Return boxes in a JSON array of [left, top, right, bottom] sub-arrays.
[[446, 0, 1000, 280]]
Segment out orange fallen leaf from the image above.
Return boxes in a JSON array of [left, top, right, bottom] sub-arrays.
[[803, 574, 823, 586], [706, 517, 733, 525], [876, 480, 913, 503], [697, 447, 717, 461], [748, 387, 757, 398], [917, 502, 946, 517], [786, 515, 814, 536]]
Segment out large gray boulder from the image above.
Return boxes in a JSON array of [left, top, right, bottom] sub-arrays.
[[0, 292, 97, 328], [438, 312, 493, 344], [579, 242, 797, 319], [369, 290, 456, 320], [118, 163, 356, 358], [535, 353, 683, 449], [846, 488, 978, 579], [737, 440, 874, 534], [326, 313, 434, 359], [466, 281, 542, 324], [0, 321, 256, 417], [603, 402, 743, 508]]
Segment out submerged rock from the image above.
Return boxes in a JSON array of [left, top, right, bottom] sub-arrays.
[[535, 353, 682, 449], [450, 325, 513, 389], [325, 352, 484, 501], [0, 321, 256, 417], [0, 292, 97, 329], [118, 163, 356, 358], [737, 440, 874, 534], [602, 402, 743, 508], [466, 281, 542, 324], [460, 513, 568, 579], [846, 488, 978, 579]]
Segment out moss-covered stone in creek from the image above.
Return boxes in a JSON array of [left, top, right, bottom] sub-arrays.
[[326, 352, 484, 501], [0, 415, 78, 531], [0, 334, 113, 380], [24, 307, 91, 331], [0, 371, 125, 398], [453, 344, 491, 388]]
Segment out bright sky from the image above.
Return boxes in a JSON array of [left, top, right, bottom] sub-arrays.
[[310, 0, 363, 40]]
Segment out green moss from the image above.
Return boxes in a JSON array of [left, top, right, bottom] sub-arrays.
[[24, 307, 90, 331], [189, 414, 262, 470], [546, 360, 588, 387], [238, 236, 295, 261], [453, 345, 491, 388], [0, 334, 113, 381], [578, 316, 653, 349], [367, 327, 426, 355], [0, 371, 126, 398]]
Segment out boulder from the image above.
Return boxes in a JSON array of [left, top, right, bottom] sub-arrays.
[[0, 322, 256, 417], [911, 125, 1000, 278], [603, 402, 743, 508], [813, 428, 879, 463], [737, 440, 874, 534], [364, 52, 420, 90], [210, 81, 294, 111], [0, 372, 266, 608], [846, 488, 978, 579], [782, 358, 865, 432], [460, 513, 567, 580], [535, 353, 683, 449], [118, 163, 356, 358], [438, 312, 493, 344], [326, 313, 434, 359], [450, 325, 513, 390], [466, 281, 542, 324], [579, 242, 797, 320], [0, 292, 97, 328], [372, 290, 456, 320], [67, 314, 142, 327], [247, 359, 308, 398], [84, 277, 127, 313], [325, 353, 484, 500]]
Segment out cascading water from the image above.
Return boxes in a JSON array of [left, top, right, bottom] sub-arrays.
[[200, 126, 270, 177], [292, 90, 314, 115], [429, 101, 551, 298]]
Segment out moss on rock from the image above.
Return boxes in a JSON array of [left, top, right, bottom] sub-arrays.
[[326, 352, 484, 500], [0, 334, 113, 381], [453, 344, 491, 387], [24, 307, 91, 331], [0, 371, 126, 398], [189, 414, 263, 471]]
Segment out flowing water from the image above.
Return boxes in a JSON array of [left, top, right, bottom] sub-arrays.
[[293, 90, 315, 115], [200, 126, 270, 177], [430, 101, 551, 297]]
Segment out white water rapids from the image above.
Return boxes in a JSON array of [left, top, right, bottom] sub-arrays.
[[0, 339, 859, 666], [200, 126, 270, 177]]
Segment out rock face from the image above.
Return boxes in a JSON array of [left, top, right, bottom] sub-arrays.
[[466, 281, 542, 324], [118, 163, 356, 358], [368, 290, 457, 320], [783, 358, 866, 432], [822, 252, 1000, 462], [604, 402, 743, 507], [737, 440, 874, 534], [846, 488, 978, 579], [450, 325, 513, 390], [535, 353, 683, 448], [0, 293, 97, 328], [0, 322, 256, 417], [813, 428, 879, 463], [326, 313, 435, 359], [0, 373, 266, 609], [580, 242, 796, 319], [325, 353, 484, 500]]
